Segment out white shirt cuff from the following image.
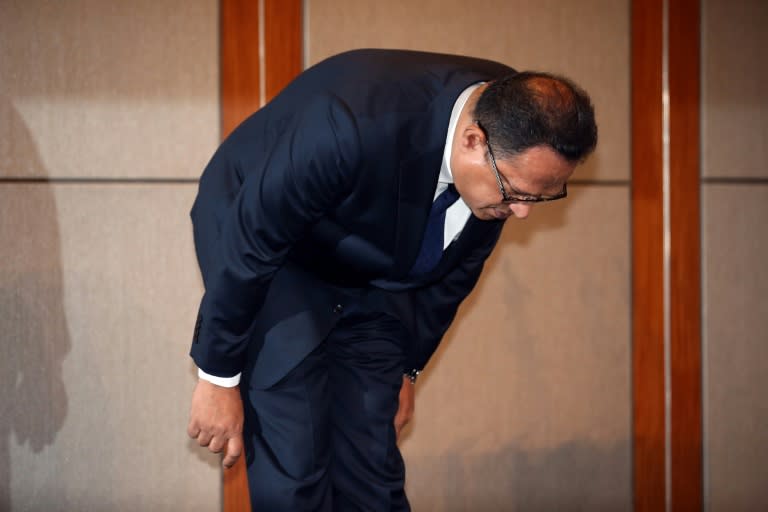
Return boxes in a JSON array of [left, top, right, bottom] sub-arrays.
[[198, 368, 241, 387]]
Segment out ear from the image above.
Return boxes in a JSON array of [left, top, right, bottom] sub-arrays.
[[456, 123, 486, 153]]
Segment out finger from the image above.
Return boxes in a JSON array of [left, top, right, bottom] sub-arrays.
[[394, 410, 410, 427], [223, 436, 244, 468], [187, 421, 201, 439], [196, 431, 213, 447], [208, 436, 226, 454]]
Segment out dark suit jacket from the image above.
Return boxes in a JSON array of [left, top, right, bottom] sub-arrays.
[[190, 49, 514, 389]]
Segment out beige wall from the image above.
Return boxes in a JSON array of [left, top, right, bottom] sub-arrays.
[[5, 1, 765, 509], [702, 1, 768, 510], [1, 0, 636, 509], [307, 1, 632, 509], [0, 1, 221, 510]]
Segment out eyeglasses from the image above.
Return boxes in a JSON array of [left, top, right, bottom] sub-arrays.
[[476, 122, 568, 204]]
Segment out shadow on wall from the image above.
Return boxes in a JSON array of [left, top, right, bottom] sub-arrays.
[[0, 97, 70, 508], [406, 438, 631, 511]]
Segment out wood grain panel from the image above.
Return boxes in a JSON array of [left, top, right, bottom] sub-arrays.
[[264, 0, 303, 103], [221, 0, 261, 140], [220, 0, 258, 510], [631, 0, 666, 510], [220, 0, 303, 510], [669, 0, 703, 509]]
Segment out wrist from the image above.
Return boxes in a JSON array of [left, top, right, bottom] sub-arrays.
[[403, 368, 420, 384]]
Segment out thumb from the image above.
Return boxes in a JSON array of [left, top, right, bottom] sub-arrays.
[[222, 434, 244, 469]]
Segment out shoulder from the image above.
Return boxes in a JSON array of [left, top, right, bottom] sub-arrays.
[[299, 49, 515, 89]]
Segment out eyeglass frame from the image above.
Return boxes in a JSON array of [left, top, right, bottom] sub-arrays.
[[475, 121, 568, 204]]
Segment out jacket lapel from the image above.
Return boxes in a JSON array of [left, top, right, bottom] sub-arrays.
[[390, 149, 443, 279]]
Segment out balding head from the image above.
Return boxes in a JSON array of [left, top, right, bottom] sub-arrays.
[[473, 71, 597, 163]]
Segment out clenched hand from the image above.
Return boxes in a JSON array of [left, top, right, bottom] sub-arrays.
[[394, 375, 415, 440], [187, 379, 244, 468]]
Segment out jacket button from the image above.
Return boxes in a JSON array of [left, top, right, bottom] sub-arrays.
[[333, 304, 344, 314]]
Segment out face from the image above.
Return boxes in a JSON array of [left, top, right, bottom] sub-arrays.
[[451, 126, 576, 221]]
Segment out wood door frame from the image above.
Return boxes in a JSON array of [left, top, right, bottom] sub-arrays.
[[219, 1, 302, 510], [632, 0, 702, 510]]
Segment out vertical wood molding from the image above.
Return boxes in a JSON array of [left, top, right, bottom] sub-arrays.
[[220, 0, 261, 140], [632, 0, 703, 510], [264, 0, 303, 103], [668, 0, 702, 509], [632, 0, 666, 510], [220, 1, 259, 510], [220, 0, 303, 510]]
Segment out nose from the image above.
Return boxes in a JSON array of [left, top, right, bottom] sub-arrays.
[[509, 203, 532, 219]]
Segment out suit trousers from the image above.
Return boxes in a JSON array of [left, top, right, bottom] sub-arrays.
[[240, 309, 411, 511]]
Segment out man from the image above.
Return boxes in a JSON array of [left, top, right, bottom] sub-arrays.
[[187, 49, 596, 511]]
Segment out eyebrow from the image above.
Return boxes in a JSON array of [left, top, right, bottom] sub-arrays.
[[501, 169, 565, 198], [498, 170, 545, 198], [506, 183, 541, 198]]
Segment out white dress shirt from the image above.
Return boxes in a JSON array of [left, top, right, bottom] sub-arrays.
[[436, 83, 480, 248]]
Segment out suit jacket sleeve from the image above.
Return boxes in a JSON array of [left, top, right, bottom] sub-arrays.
[[191, 96, 362, 377], [404, 222, 504, 371]]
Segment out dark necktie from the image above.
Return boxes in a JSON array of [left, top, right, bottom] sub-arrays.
[[409, 184, 460, 276]]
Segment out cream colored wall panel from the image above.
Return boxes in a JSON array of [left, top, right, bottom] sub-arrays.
[[0, 184, 218, 511], [0, 1, 219, 179], [702, 0, 768, 178], [401, 185, 631, 510], [703, 185, 768, 511], [306, 0, 630, 183]]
